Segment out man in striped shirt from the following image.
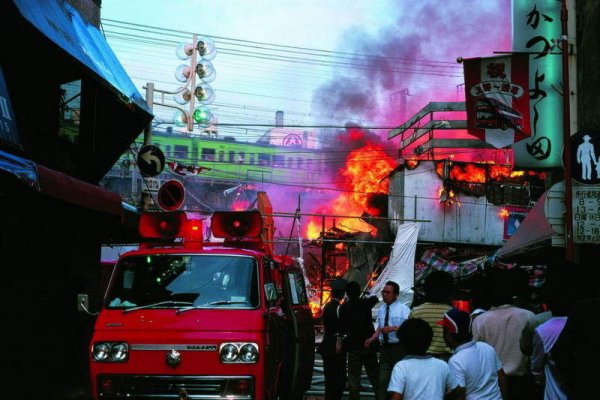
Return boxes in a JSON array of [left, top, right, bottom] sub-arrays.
[[409, 270, 454, 360]]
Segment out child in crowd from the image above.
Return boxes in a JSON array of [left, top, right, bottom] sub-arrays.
[[387, 318, 457, 400]]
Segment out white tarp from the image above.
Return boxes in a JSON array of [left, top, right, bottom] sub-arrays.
[[368, 222, 420, 306]]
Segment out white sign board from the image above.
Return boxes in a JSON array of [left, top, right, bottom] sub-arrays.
[[144, 177, 160, 192], [572, 187, 600, 244]]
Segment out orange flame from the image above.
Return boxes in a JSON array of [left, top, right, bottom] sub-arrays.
[[302, 135, 395, 311], [436, 162, 544, 184], [450, 164, 487, 183], [306, 220, 321, 240], [305, 143, 395, 238]]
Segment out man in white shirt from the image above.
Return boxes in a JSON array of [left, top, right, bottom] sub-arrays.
[[365, 281, 411, 400], [441, 308, 507, 400]]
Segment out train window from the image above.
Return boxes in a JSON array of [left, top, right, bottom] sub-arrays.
[[201, 148, 215, 161], [249, 154, 255, 165], [229, 150, 235, 163], [174, 145, 188, 159], [218, 150, 225, 162], [287, 157, 294, 168], [258, 154, 271, 166], [273, 155, 285, 167], [238, 152, 246, 164], [165, 145, 171, 156], [296, 158, 303, 169]]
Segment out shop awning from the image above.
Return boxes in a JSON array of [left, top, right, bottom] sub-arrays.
[[12, 0, 151, 117], [37, 165, 123, 218], [496, 191, 556, 260], [0, 150, 124, 218]]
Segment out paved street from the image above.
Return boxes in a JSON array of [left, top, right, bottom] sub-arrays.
[[307, 351, 377, 399]]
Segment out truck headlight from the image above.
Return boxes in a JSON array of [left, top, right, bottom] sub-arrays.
[[219, 342, 259, 363], [239, 343, 258, 362], [93, 342, 129, 362]]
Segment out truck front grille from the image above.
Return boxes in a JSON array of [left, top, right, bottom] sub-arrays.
[[97, 374, 253, 399]]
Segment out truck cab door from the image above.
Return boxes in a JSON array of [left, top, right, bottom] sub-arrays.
[[281, 270, 315, 399]]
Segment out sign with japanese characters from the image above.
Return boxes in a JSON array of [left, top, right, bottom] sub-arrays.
[[512, 0, 563, 168], [464, 54, 531, 148], [572, 188, 600, 244]]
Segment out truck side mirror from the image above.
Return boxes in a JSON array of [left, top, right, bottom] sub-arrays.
[[77, 293, 98, 316], [264, 283, 277, 303]]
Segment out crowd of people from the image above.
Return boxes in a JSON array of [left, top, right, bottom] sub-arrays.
[[319, 264, 588, 400]]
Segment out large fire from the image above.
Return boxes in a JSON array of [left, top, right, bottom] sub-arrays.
[[304, 137, 396, 317], [306, 143, 396, 239]]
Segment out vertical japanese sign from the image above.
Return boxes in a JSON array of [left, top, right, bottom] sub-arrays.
[[512, 0, 562, 168], [464, 54, 531, 148]]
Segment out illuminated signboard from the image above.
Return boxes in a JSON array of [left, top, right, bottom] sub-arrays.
[[512, 0, 562, 168]]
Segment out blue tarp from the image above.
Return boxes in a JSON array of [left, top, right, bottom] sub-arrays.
[[0, 149, 38, 189], [13, 0, 151, 116]]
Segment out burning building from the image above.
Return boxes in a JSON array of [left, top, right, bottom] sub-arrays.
[[387, 101, 564, 307]]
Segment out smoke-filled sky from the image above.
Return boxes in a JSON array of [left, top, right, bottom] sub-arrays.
[[102, 0, 513, 231], [102, 0, 512, 144], [311, 0, 512, 141]]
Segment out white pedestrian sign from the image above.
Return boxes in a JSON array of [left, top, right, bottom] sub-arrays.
[[571, 131, 600, 186], [576, 135, 598, 181], [570, 131, 600, 244]]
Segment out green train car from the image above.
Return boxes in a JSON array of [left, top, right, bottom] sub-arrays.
[[109, 130, 328, 187]]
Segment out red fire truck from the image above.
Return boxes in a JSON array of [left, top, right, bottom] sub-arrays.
[[86, 194, 315, 399]]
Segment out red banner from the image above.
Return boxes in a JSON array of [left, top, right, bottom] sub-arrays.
[[464, 54, 531, 148]]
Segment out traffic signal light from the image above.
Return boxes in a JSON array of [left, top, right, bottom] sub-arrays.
[[173, 34, 217, 132]]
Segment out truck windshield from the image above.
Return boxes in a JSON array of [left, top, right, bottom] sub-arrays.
[[105, 255, 259, 310]]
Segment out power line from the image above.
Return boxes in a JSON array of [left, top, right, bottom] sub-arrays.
[[101, 19, 462, 68]]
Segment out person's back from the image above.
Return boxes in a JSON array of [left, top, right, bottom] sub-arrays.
[[341, 285, 378, 350], [321, 279, 347, 400], [441, 308, 505, 400], [551, 296, 600, 399], [410, 270, 453, 359], [532, 317, 568, 399], [388, 318, 456, 400], [452, 340, 505, 399], [471, 300, 535, 375], [340, 281, 380, 399], [530, 267, 573, 400], [471, 269, 535, 400]]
